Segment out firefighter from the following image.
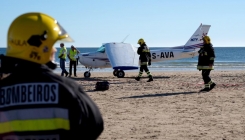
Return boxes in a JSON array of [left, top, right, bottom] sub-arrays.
[[0, 12, 104, 139], [135, 38, 153, 82], [197, 36, 216, 92], [0, 54, 3, 79]]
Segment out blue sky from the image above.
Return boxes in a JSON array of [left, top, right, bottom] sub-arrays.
[[0, 0, 244, 47]]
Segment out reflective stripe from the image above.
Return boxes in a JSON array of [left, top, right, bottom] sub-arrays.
[[0, 108, 70, 134], [142, 49, 150, 52], [210, 57, 215, 60], [140, 62, 148, 65], [197, 65, 214, 70], [205, 84, 210, 88], [208, 81, 213, 85], [3, 134, 59, 140], [146, 71, 151, 76], [0, 108, 68, 123], [0, 118, 70, 134], [138, 72, 143, 77]]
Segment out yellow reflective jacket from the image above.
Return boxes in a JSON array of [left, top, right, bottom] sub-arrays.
[[59, 47, 67, 59], [69, 49, 77, 61]]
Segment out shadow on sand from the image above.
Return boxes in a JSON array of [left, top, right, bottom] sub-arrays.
[[68, 77, 106, 81], [118, 91, 204, 99], [68, 75, 171, 85]]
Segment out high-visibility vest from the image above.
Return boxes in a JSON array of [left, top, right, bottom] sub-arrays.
[[59, 47, 67, 59], [69, 50, 77, 61]]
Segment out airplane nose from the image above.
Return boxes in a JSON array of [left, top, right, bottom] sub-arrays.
[[78, 53, 89, 65], [78, 54, 84, 64]]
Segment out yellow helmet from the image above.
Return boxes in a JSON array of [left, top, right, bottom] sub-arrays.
[[203, 36, 211, 44], [137, 38, 145, 45], [7, 12, 73, 64]]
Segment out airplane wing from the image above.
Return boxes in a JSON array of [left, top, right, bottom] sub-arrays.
[[104, 42, 139, 70]]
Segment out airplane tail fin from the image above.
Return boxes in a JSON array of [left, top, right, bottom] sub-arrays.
[[184, 24, 211, 49]]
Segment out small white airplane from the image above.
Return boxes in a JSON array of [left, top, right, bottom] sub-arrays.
[[78, 24, 211, 78]]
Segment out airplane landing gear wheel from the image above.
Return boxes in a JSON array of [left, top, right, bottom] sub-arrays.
[[117, 70, 125, 78], [84, 71, 91, 78], [113, 70, 118, 76]]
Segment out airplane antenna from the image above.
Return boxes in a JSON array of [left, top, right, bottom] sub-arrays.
[[121, 34, 130, 43]]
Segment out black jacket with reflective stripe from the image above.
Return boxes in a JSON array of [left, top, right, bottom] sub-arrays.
[[0, 61, 104, 140], [137, 43, 151, 62], [197, 43, 215, 70]]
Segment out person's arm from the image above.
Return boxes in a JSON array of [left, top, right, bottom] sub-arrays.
[[137, 47, 142, 55], [74, 86, 104, 139], [148, 50, 151, 58], [207, 44, 215, 64], [75, 48, 80, 53], [148, 50, 151, 65], [59, 49, 65, 58], [59, 54, 63, 58]]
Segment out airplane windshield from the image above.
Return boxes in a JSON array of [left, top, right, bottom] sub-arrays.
[[96, 45, 105, 53]]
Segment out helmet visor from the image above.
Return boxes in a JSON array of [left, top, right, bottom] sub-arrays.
[[54, 20, 74, 42]]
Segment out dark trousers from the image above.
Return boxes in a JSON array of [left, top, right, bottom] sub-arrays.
[[76, 57, 79, 66], [140, 65, 149, 73], [60, 58, 68, 76], [202, 70, 211, 84], [69, 61, 77, 76], [138, 65, 152, 77]]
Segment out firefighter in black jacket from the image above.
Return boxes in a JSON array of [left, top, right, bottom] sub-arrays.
[[0, 54, 3, 79], [135, 38, 153, 82], [0, 12, 104, 140], [197, 36, 216, 92]]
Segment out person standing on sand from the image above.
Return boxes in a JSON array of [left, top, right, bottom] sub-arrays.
[[197, 36, 216, 92], [58, 42, 69, 77], [0, 12, 104, 139], [68, 45, 80, 77], [135, 38, 153, 82]]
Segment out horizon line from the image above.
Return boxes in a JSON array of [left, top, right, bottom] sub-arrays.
[[0, 46, 244, 48]]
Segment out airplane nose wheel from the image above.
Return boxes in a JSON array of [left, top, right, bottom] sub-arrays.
[[117, 70, 125, 78], [84, 71, 91, 78]]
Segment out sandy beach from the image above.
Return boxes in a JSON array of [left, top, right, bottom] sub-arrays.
[[2, 70, 244, 139], [66, 70, 245, 140]]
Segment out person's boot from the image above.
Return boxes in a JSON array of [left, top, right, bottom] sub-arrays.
[[147, 76, 153, 82], [135, 77, 140, 81], [74, 71, 77, 77], [199, 86, 211, 92], [209, 82, 216, 91], [65, 72, 69, 77], [199, 82, 212, 92]]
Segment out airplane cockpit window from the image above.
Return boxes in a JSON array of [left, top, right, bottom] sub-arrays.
[[97, 45, 105, 53]]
